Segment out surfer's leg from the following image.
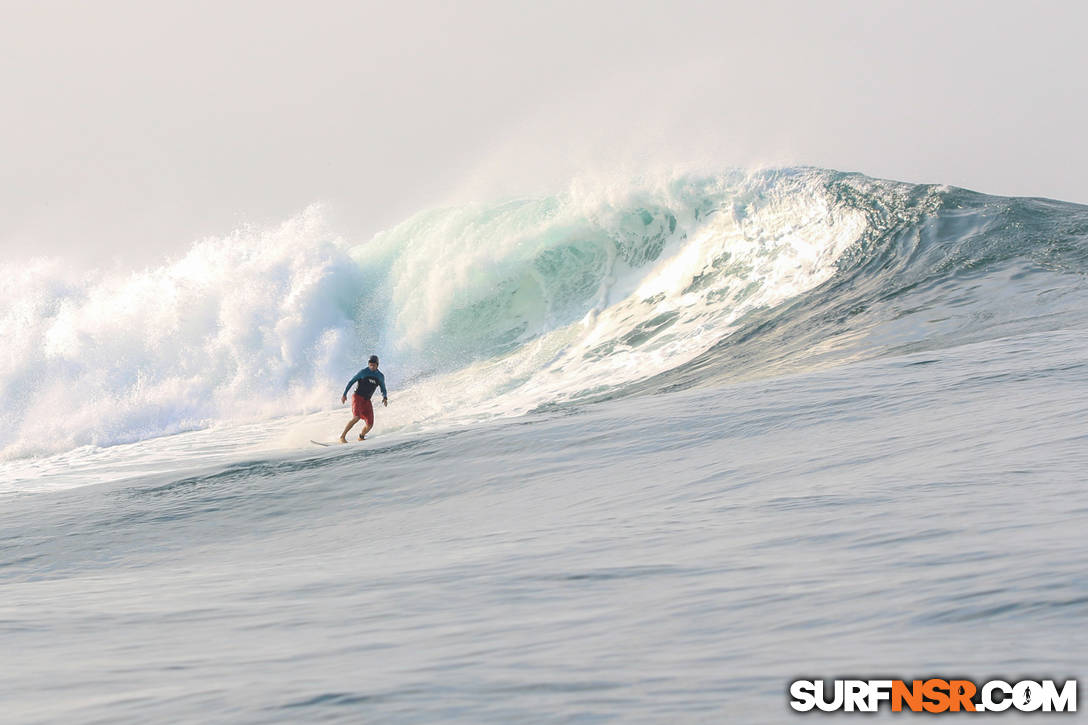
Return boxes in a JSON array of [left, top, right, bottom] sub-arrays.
[[340, 416, 360, 443], [358, 399, 375, 440]]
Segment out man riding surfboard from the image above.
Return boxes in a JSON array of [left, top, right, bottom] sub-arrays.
[[340, 355, 388, 442]]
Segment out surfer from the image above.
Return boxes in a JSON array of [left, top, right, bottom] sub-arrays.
[[340, 355, 389, 442]]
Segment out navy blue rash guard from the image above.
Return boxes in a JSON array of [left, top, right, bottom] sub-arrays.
[[343, 368, 388, 401]]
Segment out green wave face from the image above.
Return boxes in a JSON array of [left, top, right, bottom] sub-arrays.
[[349, 169, 891, 379]]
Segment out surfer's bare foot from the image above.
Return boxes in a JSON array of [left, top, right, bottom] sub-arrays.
[[358, 433, 366, 441], [338, 436, 347, 443]]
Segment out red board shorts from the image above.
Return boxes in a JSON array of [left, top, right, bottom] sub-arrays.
[[352, 394, 374, 426]]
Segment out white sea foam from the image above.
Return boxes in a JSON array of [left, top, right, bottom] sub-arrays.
[[0, 207, 362, 461]]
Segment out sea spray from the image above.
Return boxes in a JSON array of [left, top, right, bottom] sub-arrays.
[[0, 207, 363, 458]]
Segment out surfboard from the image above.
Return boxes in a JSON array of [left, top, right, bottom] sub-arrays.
[[310, 440, 338, 447]]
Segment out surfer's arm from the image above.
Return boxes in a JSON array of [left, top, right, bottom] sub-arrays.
[[341, 370, 364, 399], [378, 373, 388, 401]]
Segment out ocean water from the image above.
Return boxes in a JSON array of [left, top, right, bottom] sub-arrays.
[[2, 168, 1086, 722]]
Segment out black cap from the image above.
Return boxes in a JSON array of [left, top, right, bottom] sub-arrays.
[[368, 355, 379, 364]]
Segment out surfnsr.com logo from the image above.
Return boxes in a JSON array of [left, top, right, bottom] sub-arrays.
[[789, 679, 1077, 713]]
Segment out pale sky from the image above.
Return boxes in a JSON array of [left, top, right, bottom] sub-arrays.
[[2, 0, 1086, 267]]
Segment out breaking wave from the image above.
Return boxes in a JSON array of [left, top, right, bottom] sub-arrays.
[[3, 167, 1087, 459]]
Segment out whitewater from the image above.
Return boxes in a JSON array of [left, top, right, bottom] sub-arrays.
[[2, 168, 1086, 722]]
